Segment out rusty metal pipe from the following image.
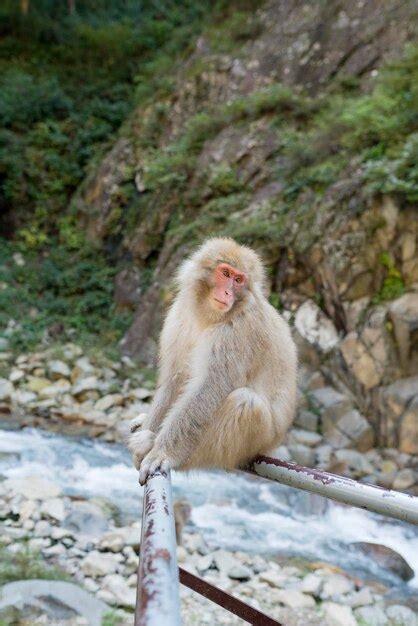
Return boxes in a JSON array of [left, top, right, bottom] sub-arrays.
[[135, 468, 181, 626], [180, 567, 282, 625], [246, 456, 418, 525]]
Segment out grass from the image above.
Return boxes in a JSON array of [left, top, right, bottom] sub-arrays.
[[0, 541, 69, 586]]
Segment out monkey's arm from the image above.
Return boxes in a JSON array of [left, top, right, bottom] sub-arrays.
[[141, 374, 182, 433], [138, 327, 250, 483]]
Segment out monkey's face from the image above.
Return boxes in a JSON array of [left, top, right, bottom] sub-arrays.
[[208, 262, 247, 313]]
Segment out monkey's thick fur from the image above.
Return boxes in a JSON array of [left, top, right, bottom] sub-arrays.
[[128, 238, 297, 484]]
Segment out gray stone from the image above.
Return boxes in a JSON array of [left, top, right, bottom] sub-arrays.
[[352, 543, 414, 581], [196, 554, 214, 573], [0, 337, 9, 351], [345, 587, 374, 608], [64, 501, 110, 538], [393, 468, 416, 490], [300, 573, 322, 595], [354, 605, 388, 626], [0, 378, 13, 401], [389, 293, 418, 369], [4, 476, 61, 500], [259, 568, 287, 588], [213, 550, 241, 577], [275, 589, 316, 609], [294, 300, 339, 353], [295, 409, 319, 432], [228, 564, 253, 581], [340, 331, 382, 388], [309, 387, 352, 418], [81, 551, 119, 577], [40, 498, 66, 522], [321, 574, 354, 599], [0, 580, 107, 626], [326, 409, 374, 452], [288, 443, 316, 465], [323, 602, 357, 626], [48, 359, 71, 379], [399, 396, 418, 454], [334, 449, 374, 477], [99, 526, 140, 552], [100, 574, 136, 609], [386, 604, 418, 626], [290, 429, 322, 447], [72, 376, 100, 396]]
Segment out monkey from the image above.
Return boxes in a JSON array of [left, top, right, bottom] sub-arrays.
[[128, 237, 297, 485]]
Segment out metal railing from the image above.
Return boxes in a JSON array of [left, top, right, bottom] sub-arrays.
[[134, 456, 418, 625]]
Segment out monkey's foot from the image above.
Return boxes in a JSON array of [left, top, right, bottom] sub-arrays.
[[138, 449, 173, 486], [129, 413, 148, 434], [128, 429, 155, 470]]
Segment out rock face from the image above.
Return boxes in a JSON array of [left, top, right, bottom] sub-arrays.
[[69, 0, 418, 455]]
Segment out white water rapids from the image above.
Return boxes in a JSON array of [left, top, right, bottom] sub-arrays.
[[1, 427, 417, 589]]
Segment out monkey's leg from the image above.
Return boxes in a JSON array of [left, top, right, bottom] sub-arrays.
[[188, 387, 277, 470]]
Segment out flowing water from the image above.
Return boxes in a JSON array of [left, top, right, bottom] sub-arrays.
[[1, 426, 417, 589]]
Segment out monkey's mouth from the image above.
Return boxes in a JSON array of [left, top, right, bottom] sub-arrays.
[[213, 298, 229, 308]]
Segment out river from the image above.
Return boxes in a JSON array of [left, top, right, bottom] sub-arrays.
[[1, 426, 417, 589]]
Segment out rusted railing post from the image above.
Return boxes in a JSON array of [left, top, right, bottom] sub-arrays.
[[246, 456, 418, 525], [135, 468, 181, 626]]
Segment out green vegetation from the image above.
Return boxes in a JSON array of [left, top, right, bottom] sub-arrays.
[[1, 0, 417, 352], [373, 252, 405, 303], [0, 237, 131, 351], [0, 0, 217, 239], [0, 540, 68, 585]]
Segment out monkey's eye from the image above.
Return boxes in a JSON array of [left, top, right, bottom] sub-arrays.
[[222, 269, 230, 278], [235, 276, 242, 283]]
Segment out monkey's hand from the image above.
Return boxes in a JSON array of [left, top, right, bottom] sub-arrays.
[[129, 412, 148, 434], [138, 446, 175, 486], [128, 429, 155, 470]]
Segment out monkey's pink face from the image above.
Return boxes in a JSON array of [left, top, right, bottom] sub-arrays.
[[210, 263, 247, 312]]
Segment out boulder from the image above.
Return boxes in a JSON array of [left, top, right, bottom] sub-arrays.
[[0, 580, 107, 626], [352, 543, 414, 581], [294, 300, 339, 353], [386, 604, 418, 626]]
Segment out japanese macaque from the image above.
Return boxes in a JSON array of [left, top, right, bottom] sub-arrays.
[[128, 238, 297, 485]]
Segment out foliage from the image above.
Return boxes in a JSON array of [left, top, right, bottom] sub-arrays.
[[0, 237, 131, 352], [373, 252, 405, 303], [0, 0, 216, 237], [0, 541, 68, 585]]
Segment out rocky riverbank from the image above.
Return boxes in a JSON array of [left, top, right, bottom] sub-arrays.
[[0, 470, 417, 626], [0, 341, 416, 494], [0, 342, 417, 625]]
